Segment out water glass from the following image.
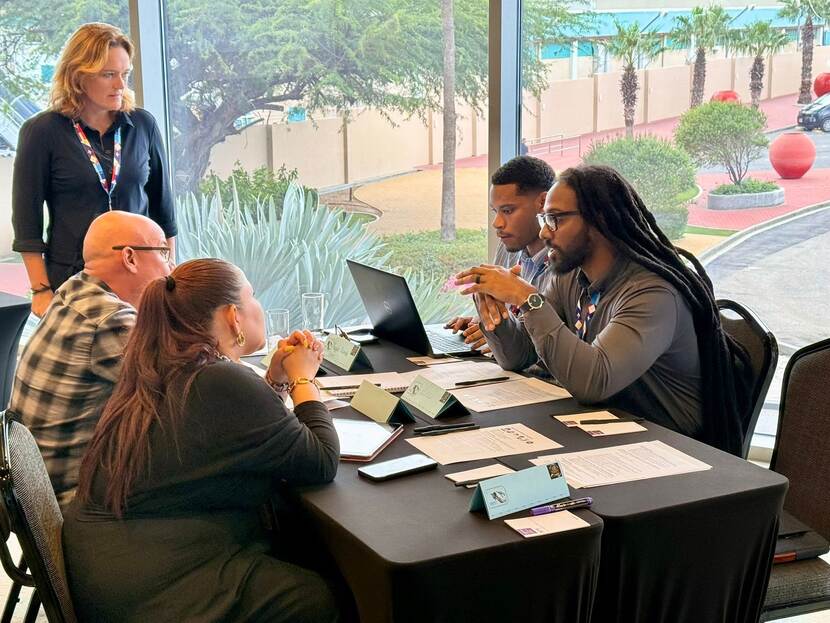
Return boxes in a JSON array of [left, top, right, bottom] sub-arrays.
[[301, 292, 326, 336], [266, 308, 290, 351]]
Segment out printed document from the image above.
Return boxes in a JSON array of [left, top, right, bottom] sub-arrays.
[[505, 511, 591, 538], [398, 361, 523, 390], [449, 377, 571, 412], [407, 423, 562, 465], [555, 411, 647, 436], [531, 440, 711, 488]]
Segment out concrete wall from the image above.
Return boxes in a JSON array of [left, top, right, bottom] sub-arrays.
[[0, 158, 13, 255], [646, 64, 693, 120]]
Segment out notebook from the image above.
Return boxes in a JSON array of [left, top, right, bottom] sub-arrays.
[[773, 510, 830, 564], [318, 373, 411, 398], [333, 418, 404, 462], [346, 260, 475, 356]]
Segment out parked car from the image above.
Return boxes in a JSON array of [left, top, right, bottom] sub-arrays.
[[798, 93, 830, 131]]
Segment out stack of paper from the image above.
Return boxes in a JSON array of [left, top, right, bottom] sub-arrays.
[[449, 377, 571, 412], [531, 440, 712, 488], [317, 372, 411, 397]]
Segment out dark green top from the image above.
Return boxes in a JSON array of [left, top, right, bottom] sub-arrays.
[[63, 360, 339, 622]]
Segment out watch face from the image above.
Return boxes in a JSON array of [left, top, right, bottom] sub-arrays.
[[528, 293, 544, 309]]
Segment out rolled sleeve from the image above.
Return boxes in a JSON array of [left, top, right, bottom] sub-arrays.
[[12, 119, 51, 253]]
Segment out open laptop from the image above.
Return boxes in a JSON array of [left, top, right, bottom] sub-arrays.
[[346, 260, 475, 356]]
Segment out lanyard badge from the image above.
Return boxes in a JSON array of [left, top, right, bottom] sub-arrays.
[[575, 290, 601, 341], [73, 121, 122, 210]]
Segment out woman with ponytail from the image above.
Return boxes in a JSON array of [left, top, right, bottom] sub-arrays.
[[63, 258, 340, 622]]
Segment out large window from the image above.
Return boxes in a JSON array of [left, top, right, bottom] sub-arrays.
[[163, 0, 488, 330], [520, 3, 830, 453], [0, 4, 130, 296]]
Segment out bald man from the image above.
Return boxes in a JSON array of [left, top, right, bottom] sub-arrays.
[[8, 212, 173, 508]]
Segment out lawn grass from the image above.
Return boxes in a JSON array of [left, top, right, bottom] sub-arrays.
[[684, 225, 738, 236], [381, 228, 487, 276]]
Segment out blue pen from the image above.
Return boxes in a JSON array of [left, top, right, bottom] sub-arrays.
[[530, 497, 593, 516]]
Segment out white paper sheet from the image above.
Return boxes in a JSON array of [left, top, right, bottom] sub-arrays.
[[406, 423, 562, 465], [555, 411, 647, 437], [449, 377, 571, 412], [531, 440, 712, 488], [444, 463, 515, 487], [504, 511, 591, 538], [398, 360, 524, 390]]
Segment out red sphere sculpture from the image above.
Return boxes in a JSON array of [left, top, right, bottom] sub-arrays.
[[815, 73, 830, 98], [711, 90, 740, 103], [769, 132, 816, 179]]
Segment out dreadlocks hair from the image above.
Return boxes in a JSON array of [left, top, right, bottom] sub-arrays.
[[557, 164, 750, 456]]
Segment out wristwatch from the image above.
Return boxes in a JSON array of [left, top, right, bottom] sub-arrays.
[[519, 292, 545, 315]]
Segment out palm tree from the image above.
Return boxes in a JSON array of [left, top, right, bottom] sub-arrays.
[[440, 0, 456, 242], [604, 21, 663, 137], [731, 22, 790, 109], [778, 0, 830, 105], [671, 5, 731, 108]]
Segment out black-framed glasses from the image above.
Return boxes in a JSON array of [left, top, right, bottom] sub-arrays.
[[112, 245, 171, 262], [536, 211, 580, 232]]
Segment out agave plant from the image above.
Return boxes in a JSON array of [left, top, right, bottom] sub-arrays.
[[176, 182, 474, 331]]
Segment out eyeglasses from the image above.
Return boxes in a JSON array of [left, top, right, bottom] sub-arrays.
[[112, 245, 171, 262], [536, 211, 580, 232]]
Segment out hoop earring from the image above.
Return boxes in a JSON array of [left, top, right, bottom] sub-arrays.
[[236, 331, 246, 347]]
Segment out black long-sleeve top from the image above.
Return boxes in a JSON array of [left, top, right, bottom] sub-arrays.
[[11, 108, 176, 287]]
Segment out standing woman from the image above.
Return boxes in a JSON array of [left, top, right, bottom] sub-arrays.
[[12, 22, 176, 316]]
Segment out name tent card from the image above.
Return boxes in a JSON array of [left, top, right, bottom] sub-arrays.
[[469, 463, 570, 520], [401, 375, 469, 419], [350, 380, 415, 424], [324, 334, 372, 371]]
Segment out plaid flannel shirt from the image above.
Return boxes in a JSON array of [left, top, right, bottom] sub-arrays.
[[8, 272, 135, 508]]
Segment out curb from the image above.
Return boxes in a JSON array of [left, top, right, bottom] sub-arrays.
[[699, 199, 830, 265]]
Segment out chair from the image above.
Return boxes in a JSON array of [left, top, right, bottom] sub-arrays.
[[717, 299, 778, 459], [760, 338, 830, 621], [0, 292, 31, 410], [0, 411, 77, 622]]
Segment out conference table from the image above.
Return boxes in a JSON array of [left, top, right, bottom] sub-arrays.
[[277, 337, 788, 623]]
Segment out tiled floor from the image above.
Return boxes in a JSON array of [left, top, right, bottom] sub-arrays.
[[2, 531, 828, 622]]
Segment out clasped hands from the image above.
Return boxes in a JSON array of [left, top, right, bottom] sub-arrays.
[[266, 329, 324, 387], [454, 264, 537, 332]]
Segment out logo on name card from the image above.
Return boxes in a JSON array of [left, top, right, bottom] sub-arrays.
[[350, 345, 359, 356], [546, 462, 562, 479], [439, 391, 450, 404], [489, 487, 508, 505]]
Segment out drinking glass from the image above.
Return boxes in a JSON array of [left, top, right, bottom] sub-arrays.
[[266, 308, 290, 351], [301, 293, 326, 336]]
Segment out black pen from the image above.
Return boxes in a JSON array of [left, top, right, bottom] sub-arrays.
[[454, 376, 510, 387], [413, 422, 476, 433], [578, 417, 645, 425], [414, 424, 479, 436]]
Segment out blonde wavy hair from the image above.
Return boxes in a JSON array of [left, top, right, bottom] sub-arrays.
[[49, 22, 136, 119]]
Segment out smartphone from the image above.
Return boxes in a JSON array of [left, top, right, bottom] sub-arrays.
[[358, 453, 438, 482]]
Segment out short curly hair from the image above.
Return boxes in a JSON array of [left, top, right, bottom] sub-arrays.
[[49, 22, 135, 119], [490, 156, 556, 195]]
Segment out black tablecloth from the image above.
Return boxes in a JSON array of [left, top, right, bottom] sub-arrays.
[[271, 339, 786, 623]]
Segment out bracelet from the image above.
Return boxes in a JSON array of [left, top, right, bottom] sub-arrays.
[[265, 372, 319, 394], [287, 377, 320, 393], [30, 283, 51, 295]]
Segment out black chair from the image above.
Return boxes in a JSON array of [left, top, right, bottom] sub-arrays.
[[760, 338, 830, 621], [717, 299, 778, 459], [0, 411, 77, 622], [0, 292, 31, 410]]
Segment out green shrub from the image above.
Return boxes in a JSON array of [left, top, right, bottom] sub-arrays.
[[583, 135, 696, 240], [200, 163, 317, 219], [710, 178, 779, 195], [381, 229, 488, 276], [176, 183, 473, 328], [675, 102, 768, 186]]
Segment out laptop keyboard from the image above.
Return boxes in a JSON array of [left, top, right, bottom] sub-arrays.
[[425, 329, 474, 354]]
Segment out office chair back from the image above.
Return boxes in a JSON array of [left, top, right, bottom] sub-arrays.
[[717, 299, 778, 458], [0, 293, 31, 410], [770, 338, 830, 541], [0, 412, 77, 622]]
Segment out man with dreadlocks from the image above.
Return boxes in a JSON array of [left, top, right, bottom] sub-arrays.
[[456, 164, 750, 455]]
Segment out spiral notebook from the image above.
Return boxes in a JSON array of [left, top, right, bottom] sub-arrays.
[[317, 372, 411, 398]]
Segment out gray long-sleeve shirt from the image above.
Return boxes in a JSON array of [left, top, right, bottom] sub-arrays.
[[483, 256, 703, 437]]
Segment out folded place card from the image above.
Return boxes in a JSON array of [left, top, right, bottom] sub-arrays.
[[324, 334, 372, 371], [469, 463, 570, 520], [350, 380, 415, 424], [401, 375, 469, 419]]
